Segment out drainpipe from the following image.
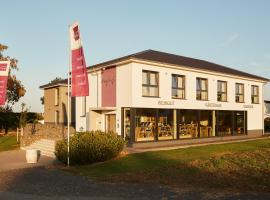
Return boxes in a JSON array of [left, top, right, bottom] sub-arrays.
[[262, 82, 266, 136]]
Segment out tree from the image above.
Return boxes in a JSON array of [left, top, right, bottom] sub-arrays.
[[0, 43, 26, 111], [40, 96, 44, 105], [50, 77, 64, 84]]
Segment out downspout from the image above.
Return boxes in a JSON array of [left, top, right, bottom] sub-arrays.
[[262, 82, 266, 136]]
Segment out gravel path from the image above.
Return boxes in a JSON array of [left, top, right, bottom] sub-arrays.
[[0, 167, 270, 200]]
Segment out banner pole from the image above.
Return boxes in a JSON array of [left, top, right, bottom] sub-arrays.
[[67, 24, 71, 167]]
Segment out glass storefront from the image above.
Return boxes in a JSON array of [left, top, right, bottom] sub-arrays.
[[158, 109, 175, 140], [124, 108, 247, 143], [123, 108, 131, 140], [178, 110, 199, 139], [216, 111, 233, 136], [199, 110, 214, 137], [135, 109, 156, 141], [234, 111, 245, 135]]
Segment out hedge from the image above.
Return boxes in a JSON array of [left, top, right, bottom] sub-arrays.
[[55, 131, 125, 165]]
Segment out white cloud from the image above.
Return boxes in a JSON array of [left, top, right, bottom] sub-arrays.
[[219, 33, 240, 47]]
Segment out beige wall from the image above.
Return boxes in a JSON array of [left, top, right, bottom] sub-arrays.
[[43, 85, 75, 125]]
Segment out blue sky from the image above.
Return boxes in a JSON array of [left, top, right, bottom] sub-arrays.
[[1, 0, 270, 112]]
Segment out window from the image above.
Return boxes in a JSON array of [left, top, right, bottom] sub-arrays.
[[217, 81, 227, 102], [81, 96, 86, 116], [142, 70, 159, 97], [55, 88, 59, 105], [235, 83, 244, 103], [158, 109, 175, 140], [55, 110, 59, 124], [234, 111, 246, 135], [251, 85, 259, 104], [178, 110, 199, 139], [196, 78, 208, 100], [172, 74, 185, 99], [135, 108, 156, 141]]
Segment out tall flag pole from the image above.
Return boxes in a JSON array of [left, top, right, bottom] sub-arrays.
[[0, 61, 10, 106], [68, 22, 89, 166]]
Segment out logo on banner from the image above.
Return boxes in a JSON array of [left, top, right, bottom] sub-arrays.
[[73, 26, 80, 41]]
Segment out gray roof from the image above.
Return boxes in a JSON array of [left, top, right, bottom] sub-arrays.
[[88, 49, 269, 82]]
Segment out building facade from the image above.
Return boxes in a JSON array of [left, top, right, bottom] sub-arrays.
[[75, 50, 268, 146], [40, 79, 75, 126]]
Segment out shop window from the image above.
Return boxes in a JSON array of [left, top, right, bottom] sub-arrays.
[[178, 110, 199, 139], [234, 111, 246, 135], [216, 111, 233, 136], [172, 74, 185, 99], [251, 85, 259, 104], [235, 83, 244, 103], [199, 110, 214, 137], [142, 70, 159, 97], [135, 108, 156, 141], [158, 109, 175, 140], [217, 81, 227, 102], [196, 78, 208, 100], [123, 108, 131, 141]]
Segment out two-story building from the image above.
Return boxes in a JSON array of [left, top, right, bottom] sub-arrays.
[[40, 79, 76, 126], [75, 50, 269, 147]]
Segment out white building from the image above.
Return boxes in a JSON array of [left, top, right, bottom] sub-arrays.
[[76, 50, 269, 147]]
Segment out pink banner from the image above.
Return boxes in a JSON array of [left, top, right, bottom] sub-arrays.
[[0, 76, 8, 105], [71, 47, 89, 96], [70, 23, 89, 97]]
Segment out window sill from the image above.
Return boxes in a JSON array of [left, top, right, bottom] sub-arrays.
[[217, 100, 228, 102], [172, 97, 186, 100], [235, 102, 245, 103], [251, 103, 260, 104], [196, 99, 209, 101], [142, 96, 160, 98]]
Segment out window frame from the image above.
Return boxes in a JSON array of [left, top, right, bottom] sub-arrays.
[[217, 80, 227, 102], [171, 74, 185, 99], [142, 70, 159, 97], [235, 83, 244, 103], [251, 85, 259, 104], [54, 88, 59, 106], [196, 77, 208, 101]]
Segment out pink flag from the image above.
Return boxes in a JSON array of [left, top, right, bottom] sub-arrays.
[[69, 22, 89, 97], [0, 61, 10, 105]]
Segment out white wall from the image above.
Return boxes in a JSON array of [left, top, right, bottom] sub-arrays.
[[75, 71, 102, 131], [76, 61, 265, 132], [131, 62, 264, 130]]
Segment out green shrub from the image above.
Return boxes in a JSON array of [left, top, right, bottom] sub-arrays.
[[55, 130, 125, 165]]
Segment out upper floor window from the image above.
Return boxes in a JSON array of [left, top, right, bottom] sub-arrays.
[[142, 70, 159, 97], [55, 88, 59, 106], [235, 83, 244, 103], [251, 85, 259, 104], [172, 74, 185, 99], [196, 78, 208, 100], [81, 96, 86, 116], [217, 81, 227, 102]]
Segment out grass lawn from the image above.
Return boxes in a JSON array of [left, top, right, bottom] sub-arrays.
[[71, 138, 270, 192], [0, 135, 19, 152]]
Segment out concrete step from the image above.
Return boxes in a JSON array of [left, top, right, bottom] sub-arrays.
[[30, 143, 55, 149], [26, 139, 57, 158]]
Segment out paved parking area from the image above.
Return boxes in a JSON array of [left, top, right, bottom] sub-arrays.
[[0, 150, 56, 172]]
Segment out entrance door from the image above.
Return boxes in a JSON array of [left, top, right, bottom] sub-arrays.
[[106, 114, 116, 133]]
